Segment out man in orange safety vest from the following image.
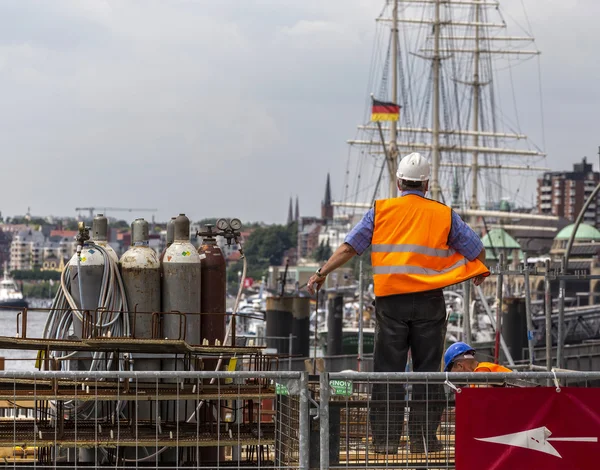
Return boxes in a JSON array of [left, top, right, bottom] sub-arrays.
[[307, 153, 489, 455]]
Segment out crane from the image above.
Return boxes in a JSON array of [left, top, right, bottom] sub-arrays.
[[75, 207, 158, 220]]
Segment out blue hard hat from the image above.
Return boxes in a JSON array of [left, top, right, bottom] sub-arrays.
[[444, 342, 476, 371]]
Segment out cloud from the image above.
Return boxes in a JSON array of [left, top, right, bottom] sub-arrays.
[[280, 19, 347, 37], [0, 0, 596, 223]]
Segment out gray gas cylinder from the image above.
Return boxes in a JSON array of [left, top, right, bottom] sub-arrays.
[[167, 217, 175, 246], [160, 214, 201, 458], [68, 243, 105, 340], [91, 213, 118, 262], [119, 218, 161, 430], [159, 216, 176, 263], [67, 240, 105, 469], [120, 218, 161, 341], [161, 213, 201, 344]]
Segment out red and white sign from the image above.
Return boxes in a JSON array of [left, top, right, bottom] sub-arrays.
[[456, 387, 600, 469], [243, 277, 254, 288]]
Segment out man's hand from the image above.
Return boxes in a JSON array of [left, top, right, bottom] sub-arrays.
[[307, 274, 326, 295], [305, 243, 358, 296], [473, 274, 486, 286]]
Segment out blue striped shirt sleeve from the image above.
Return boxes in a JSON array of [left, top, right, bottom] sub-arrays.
[[448, 210, 484, 261], [344, 208, 374, 256]]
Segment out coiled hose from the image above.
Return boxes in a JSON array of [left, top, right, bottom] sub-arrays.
[[42, 242, 130, 421]]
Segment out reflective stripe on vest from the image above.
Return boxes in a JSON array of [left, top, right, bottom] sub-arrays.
[[475, 362, 512, 373], [371, 194, 489, 297]]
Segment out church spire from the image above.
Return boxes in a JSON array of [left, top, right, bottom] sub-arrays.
[[324, 173, 331, 206], [295, 196, 300, 222], [321, 173, 333, 223], [287, 197, 294, 225]]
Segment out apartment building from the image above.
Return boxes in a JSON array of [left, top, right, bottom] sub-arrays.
[[537, 157, 600, 227]]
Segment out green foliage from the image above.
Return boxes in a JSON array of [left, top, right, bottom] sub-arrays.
[[64, 220, 79, 231], [11, 269, 62, 281], [226, 260, 244, 295], [6, 216, 47, 226], [244, 223, 295, 267], [313, 239, 333, 262], [226, 222, 298, 291], [110, 220, 129, 229], [243, 222, 265, 230], [22, 281, 60, 299]]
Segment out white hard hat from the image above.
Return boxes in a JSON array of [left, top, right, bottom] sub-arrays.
[[396, 152, 430, 182]]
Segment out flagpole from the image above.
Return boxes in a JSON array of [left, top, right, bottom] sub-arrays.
[[371, 95, 398, 203], [388, 0, 399, 198]]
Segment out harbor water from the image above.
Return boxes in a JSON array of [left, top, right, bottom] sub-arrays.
[[0, 300, 49, 371]]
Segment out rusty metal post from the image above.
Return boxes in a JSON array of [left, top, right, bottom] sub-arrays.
[[523, 252, 535, 365], [463, 280, 472, 343], [544, 259, 552, 373], [319, 371, 330, 470], [21, 308, 27, 338], [494, 253, 504, 364], [557, 257, 566, 369]]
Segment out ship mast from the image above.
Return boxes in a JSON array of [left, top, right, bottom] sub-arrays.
[[342, 0, 548, 219], [388, 0, 399, 198], [470, 0, 482, 211], [430, 0, 442, 201]]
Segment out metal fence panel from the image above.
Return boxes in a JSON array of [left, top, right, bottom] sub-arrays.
[[0, 370, 307, 470], [317, 371, 600, 469]]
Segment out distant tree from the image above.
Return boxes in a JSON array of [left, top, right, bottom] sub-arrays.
[[30, 218, 47, 226], [64, 220, 79, 231], [11, 269, 61, 281], [226, 222, 298, 290], [110, 220, 129, 229], [313, 239, 333, 262], [22, 281, 60, 299], [244, 224, 295, 266]]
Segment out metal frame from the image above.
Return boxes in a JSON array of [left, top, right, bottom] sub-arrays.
[[0, 370, 600, 468]]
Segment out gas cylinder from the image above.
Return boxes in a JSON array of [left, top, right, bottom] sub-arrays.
[[119, 218, 161, 341], [68, 221, 118, 464], [119, 218, 160, 426], [198, 225, 226, 346], [159, 216, 176, 263], [160, 214, 201, 452], [68, 243, 105, 339], [161, 213, 201, 344], [91, 214, 118, 262]]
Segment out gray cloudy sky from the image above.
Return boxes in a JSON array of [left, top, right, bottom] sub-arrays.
[[0, 0, 597, 224]]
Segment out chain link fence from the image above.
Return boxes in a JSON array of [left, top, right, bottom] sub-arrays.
[[0, 370, 309, 469], [0, 370, 599, 469]]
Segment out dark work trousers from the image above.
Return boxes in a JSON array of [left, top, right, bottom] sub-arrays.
[[369, 289, 446, 447]]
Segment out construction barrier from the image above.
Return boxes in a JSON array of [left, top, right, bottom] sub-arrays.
[[0, 370, 599, 468]]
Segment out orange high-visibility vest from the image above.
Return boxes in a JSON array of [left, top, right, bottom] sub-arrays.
[[371, 194, 489, 297], [475, 362, 512, 373]]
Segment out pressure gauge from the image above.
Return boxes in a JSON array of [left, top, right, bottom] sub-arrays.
[[216, 218, 230, 230], [230, 218, 242, 231]]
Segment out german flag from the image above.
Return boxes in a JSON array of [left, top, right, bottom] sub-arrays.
[[371, 99, 400, 122]]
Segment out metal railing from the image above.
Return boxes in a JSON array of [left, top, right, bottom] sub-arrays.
[[316, 370, 600, 470], [0, 370, 309, 469], [2, 369, 600, 469]]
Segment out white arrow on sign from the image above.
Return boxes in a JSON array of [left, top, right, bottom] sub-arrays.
[[475, 426, 597, 458]]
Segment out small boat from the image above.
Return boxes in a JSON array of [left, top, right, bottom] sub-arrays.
[[0, 267, 28, 309]]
